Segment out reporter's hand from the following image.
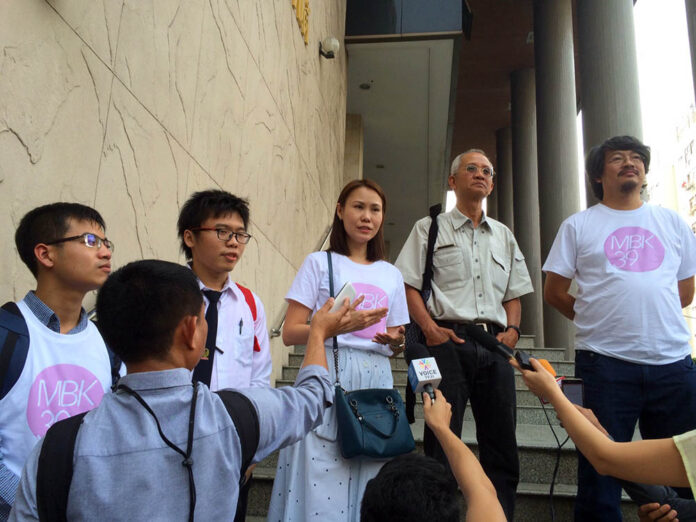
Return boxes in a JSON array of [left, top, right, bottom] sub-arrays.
[[424, 325, 465, 346], [309, 295, 360, 339], [638, 502, 678, 522], [509, 357, 560, 402], [423, 389, 452, 434], [572, 405, 610, 438]]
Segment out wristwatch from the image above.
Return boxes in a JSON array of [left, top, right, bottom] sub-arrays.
[[505, 325, 521, 339]]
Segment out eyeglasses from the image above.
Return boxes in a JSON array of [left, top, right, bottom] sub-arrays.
[[45, 233, 115, 252], [464, 164, 495, 178], [191, 227, 252, 244]]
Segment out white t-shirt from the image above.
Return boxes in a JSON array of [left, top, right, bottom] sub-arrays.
[[674, 430, 696, 498], [543, 203, 696, 364], [286, 251, 410, 356]]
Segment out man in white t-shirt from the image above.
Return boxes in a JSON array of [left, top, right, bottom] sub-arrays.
[[543, 135, 696, 521]]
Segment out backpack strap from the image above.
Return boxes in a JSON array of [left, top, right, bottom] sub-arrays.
[[36, 411, 88, 522], [0, 302, 30, 400], [215, 390, 260, 483], [236, 284, 261, 353]]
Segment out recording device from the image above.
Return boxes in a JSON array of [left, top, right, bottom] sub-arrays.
[[404, 343, 442, 402], [559, 377, 584, 407], [330, 282, 357, 312], [463, 324, 536, 370]]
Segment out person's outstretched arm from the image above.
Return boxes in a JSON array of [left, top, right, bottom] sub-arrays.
[[512, 358, 689, 488], [423, 390, 506, 522]]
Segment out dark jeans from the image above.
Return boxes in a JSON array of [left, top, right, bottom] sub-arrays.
[[234, 474, 251, 521], [424, 336, 519, 521], [575, 351, 696, 521]]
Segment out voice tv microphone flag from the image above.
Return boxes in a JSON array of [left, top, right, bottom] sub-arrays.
[[404, 343, 442, 401]]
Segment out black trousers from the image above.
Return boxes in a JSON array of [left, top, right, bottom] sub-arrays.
[[423, 330, 519, 521]]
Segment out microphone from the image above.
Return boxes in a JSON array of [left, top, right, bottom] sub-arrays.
[[404, 343, 442, 402], [463, 325, 555, 373]]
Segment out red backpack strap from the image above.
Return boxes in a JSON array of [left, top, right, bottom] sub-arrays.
[[236, 284, 261, 352]]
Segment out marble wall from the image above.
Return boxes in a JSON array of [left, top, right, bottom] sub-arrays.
[[0, 0, 348, 383]]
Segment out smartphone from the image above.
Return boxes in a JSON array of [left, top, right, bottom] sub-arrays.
[[330, 282, 357, 312], [561, 378, 584, 407]]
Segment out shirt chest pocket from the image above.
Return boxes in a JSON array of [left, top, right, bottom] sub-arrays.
[[490, 249, 511, 294], [433, 247, 467, 290]]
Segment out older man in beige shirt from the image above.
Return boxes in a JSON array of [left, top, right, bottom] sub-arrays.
[[395, 148, 533, 521]]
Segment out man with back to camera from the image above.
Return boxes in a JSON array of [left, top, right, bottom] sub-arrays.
[[177, 190, 271, 520], [0, 203, 117, 520], [543, 135, 696, 521], [395, 148, 533, 520], [10, 259, 359, 520]]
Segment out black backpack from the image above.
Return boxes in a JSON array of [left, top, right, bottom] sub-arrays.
[[36, 389, 260, 521]]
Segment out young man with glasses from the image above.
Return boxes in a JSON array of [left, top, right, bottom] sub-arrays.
[[0, 203, 117, 520], [177, 189, 270, 521]]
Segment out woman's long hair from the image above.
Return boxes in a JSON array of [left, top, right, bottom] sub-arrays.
[[328, 179, 387, 262]]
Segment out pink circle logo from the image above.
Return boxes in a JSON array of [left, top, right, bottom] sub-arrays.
[[604, 226, 665, 272], [352, 283, 388, 339], [26, 364, 105, 437]]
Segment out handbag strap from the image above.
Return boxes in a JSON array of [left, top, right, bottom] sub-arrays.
[[327, 251, 341, 386]]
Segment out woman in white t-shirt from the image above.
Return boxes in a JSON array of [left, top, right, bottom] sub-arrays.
[[267, 179, 410, 522]]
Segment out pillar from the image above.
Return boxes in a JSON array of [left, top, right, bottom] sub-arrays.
[[495, 127, 514, 231], [576, 0, 643, 205], [511, 69, 544, 345], [534, 0, 579, 352]]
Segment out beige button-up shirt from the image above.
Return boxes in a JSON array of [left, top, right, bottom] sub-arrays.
[[395, 207, 533, 327]]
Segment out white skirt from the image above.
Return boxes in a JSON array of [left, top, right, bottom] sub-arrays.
[[267, 346, 394, 522]]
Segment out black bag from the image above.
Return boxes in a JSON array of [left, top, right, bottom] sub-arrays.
[[327, 252, 415, 459], [404, 204, 441, 422]]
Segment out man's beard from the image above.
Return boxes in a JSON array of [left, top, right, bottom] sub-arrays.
[[619, 178, 639, 194]]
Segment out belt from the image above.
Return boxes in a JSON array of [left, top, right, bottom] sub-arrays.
[[435, 320, 502, 335]]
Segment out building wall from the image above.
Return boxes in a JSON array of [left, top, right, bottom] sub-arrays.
[[0, 0, 348, 382]]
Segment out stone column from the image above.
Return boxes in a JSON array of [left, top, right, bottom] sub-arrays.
[[686, 0, 696, 103], [533, 0, 579, 351], [495, 127, 514, 231], [511, 69, 544, 345], [577, 0, 643, 205], [486, 182, 499, 220]]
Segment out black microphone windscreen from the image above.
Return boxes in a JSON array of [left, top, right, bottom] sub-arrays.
[[464, 325, 499, 347], [404, 342, 430, 364]]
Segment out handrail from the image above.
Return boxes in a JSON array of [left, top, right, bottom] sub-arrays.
[[269, 223, 333, 338]]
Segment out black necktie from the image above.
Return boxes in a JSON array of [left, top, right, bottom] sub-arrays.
[[192, 289, 222, 387]]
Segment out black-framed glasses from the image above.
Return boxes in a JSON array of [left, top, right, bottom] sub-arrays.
[[191, 227, 252, 244], [45, 233, 115, 252], [465, 164, 495, 178]]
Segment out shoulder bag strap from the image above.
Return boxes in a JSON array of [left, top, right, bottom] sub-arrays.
[[326, 252, 340, 386], [36, 412, 88, 522], [420, 203, 442, 303]]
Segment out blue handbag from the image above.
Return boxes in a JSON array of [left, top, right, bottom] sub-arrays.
[[327, 252, 415, 459]]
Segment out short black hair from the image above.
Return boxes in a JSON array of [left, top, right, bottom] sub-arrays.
[[15, 202, 106, 277], [177, 190, 250, 260], [585, 135, 651, 200], [96, 260, 203, 364], [361, 453, 460, 521]]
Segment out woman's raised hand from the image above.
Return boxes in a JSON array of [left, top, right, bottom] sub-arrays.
[[335, 295, 388, 335]]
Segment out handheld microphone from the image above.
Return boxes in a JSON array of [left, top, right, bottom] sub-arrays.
[[464, 325, 555, 373], [404, 343, 442, 402]]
